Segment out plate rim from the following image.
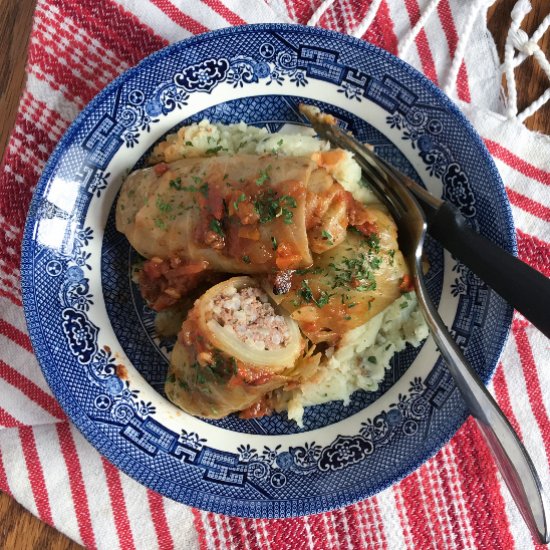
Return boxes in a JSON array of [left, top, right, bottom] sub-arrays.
[[20, 23, 516, 517]]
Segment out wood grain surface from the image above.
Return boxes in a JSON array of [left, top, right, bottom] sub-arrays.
[[0, 1, 549, 548]]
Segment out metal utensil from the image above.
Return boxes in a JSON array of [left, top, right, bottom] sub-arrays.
[[302, 108, 550, 544]]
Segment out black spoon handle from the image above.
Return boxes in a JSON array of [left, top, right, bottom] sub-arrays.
[[428, 202, 550, 339]]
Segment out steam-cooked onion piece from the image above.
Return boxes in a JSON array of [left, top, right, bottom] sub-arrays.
[[272, 206, 410, 345], [165, 277, 306, 419]]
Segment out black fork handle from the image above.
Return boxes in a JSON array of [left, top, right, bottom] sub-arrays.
[[429, 202, 550, 339]]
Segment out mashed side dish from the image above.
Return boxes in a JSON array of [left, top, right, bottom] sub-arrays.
[[116, 118, 428, 425]]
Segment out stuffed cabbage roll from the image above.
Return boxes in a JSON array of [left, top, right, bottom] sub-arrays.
[[165, 276, 308, 419], [270, 206, 410, 345]]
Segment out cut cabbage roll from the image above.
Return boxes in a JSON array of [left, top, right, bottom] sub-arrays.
[[270, 206, 410, 345], [165, 277, 308, 419]]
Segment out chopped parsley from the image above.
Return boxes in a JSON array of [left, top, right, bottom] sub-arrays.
[[255, 165, 272, 186], [206, 145, 224, 155], [321, 230, 334, 245], [388, 249, 395, 266], [154, 218, 166, 229], [169, 176, 208, 196], [366, 233, 381, 253], [233, 193, 247, 211], [242, 255, 251, 264], [271, 236, 278, 251], [297, 280, 332, 308], [254, 191, 297, 225], [156, 195, 172, 213], [328, 253, 377, 292], [367, 356, 377, 364], [209, 219, 225, 236], [185, 141, 193, 146]]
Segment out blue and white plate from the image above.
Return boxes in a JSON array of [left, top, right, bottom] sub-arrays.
[[21, 24, 515, 518]]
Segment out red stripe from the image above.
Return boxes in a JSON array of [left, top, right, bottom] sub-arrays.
[[0, 406, 22, 428], [200, 0, 246, 25], [34, 8, 123, 82], [147, 490, 175, 550], [393, 486, 412, 544], [305, 513, 327, 550], [28, 45, 99, 108], [56, 423, 97, 549], [225, 516, 248, 549], [150, 0, 209, 34], [0, 319, 33, 353], [19, 426, 54, 524], [437, 0, 470, 102], [451, 420, 515, 548], [193, 509, 211, 549], [485, 139, 550, 185], [516, 229, 550, 277], [419, 463, 448, 548], [513, 326, 550, 460], [0, 450, 11, 495], [0, 288, 22, 307], [58, 0, 168, 65], [0, 360, 66, 420], [399, 471, 434, 548], [404, 0, 439, 84], [434, 451, 467, 550], [101, 457, 136, 550], [342, 0, 398, 55], [332, 508, 352, 548], [507, 188, 550, 221]]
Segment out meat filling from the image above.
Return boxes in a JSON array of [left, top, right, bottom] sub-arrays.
[[209, 286, 290, 350]]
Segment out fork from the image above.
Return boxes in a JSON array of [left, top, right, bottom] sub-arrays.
[[302, 108, 550, 544]]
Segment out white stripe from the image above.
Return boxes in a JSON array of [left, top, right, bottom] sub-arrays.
[[509, 204, 550, 239], [527, 326, 550, 419], [303, 515, 315, 548], [392, 485, 415, 547], [162, 500, 199, 550], [500, 335, 550, 486], [70, 426, 122, 550], [209, 0, 289, 24], [440, 444, 474, 547], [33, 425, 80, 540], [493, 161, 550, 207], [0, 427, 38, 517], [0, 378, 59, 427], [119, 473, 158, 550], [385, 0, 424, 73], [25, 73, 81, 123], [0, 296, 25, 333], [0, 336, 53, 395], [368, 490, 402, 548], [197, 509, 216, 549]]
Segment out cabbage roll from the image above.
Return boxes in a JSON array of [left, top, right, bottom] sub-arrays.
[[116, 152, 358, 274], [165, 276, 307, 419], [271, 206, 410, 345]]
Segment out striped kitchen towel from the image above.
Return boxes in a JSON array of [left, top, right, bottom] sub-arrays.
[[0, 0, 548, 548]]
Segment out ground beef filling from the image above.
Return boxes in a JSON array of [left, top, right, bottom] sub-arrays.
[[210, 286, 290, 350]]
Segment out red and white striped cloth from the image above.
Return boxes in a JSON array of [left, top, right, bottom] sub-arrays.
[[1, 1, 548, 548]]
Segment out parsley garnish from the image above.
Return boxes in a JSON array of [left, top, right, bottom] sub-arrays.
[[155, 195, 172, 213], [206, 145, 224, 155], [367, 356, 377, 364], [329, 253, 377, 292], [297, 280, 332, 308], [169, 176, 208, 196], [209, 219, 225, 236], [254, 191, 297, 225], [233, 193, 247, 211], [242, 255, 251, 264], [154, 218, 166, 229], [322, 230, 334, 245], [256, 165, 272, 186], [366, 233, 381, 253], [271, 236, 278, 251]]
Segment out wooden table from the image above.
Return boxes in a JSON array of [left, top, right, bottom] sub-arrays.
[[0, 0, 549, 548]]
